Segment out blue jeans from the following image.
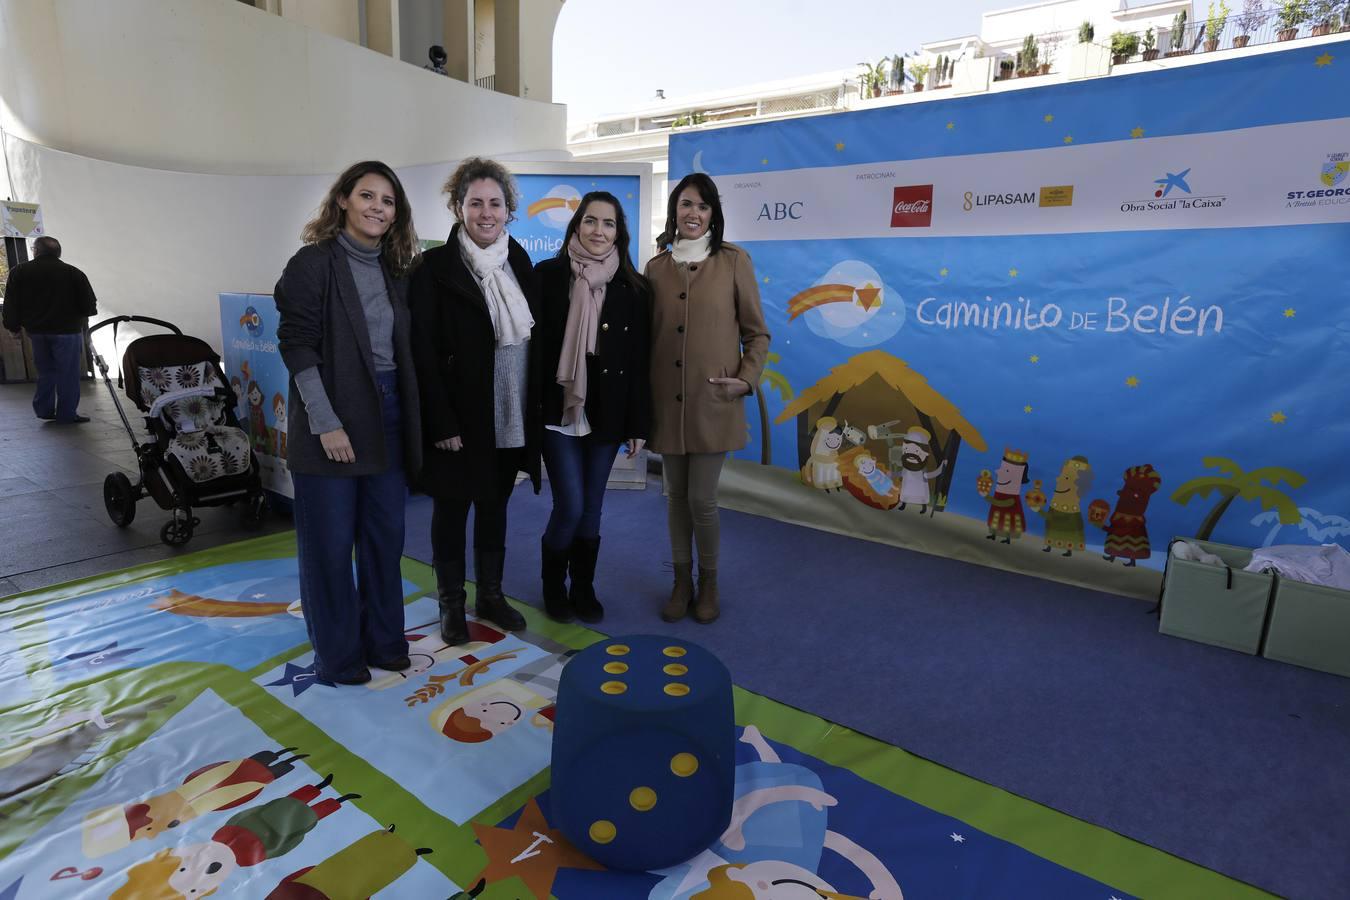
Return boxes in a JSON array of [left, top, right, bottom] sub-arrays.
[[292, 370, 408, 681], [542, 429, 621, 550], [28, 332, 83, 420]]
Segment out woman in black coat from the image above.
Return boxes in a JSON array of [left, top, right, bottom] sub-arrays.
[[410, 158, 543, 644], [275, 160, 422, 685], [535, 192, 651, 624]]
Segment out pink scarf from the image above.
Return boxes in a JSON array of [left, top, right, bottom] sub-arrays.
[[557, 235, 620, 426]]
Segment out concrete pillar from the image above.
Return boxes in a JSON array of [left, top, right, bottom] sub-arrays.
[[443, 0, 474, 81], [493, 0, 562, 100], [278, 0, 360, 44], [366, 0, 399, 58]]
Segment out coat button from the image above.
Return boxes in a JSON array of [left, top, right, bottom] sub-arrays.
[[619, 369, 625, 375], [623, 326, 629, 332], [602, 368, 608, 374], [690, 265, 698, 271], [677, 325, 685, 333], [676, 393, 683, 401], [601, 322, 609, 331], [679, 292, 687, 299], [675, 360, 682, 368]]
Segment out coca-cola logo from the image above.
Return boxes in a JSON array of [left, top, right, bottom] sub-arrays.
[[891, 185, 934, 227]]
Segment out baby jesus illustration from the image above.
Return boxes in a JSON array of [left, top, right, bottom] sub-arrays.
[[651, 725, 904, 900]]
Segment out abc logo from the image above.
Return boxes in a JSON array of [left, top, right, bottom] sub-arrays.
[[756, 201, 804, 221]]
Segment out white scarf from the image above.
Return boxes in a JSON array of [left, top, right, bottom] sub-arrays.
[[671, 233, 712, 263], [456, 227, 534, 346]]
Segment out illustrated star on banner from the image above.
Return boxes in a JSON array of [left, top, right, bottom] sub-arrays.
[[1009, 267, 1019, 277], [472, 798, 603, 900], [761, 158, 769, 165], [1063, 135, 1074, 144], [835, 141, 846, 151], [1029, 354, 1040, 363], [951, 833, 966, 843], [855, 283, 882, 311], [939, 267, 949, 277], [1043, 113, 1054, 123], [1131, 126, 1145, 139], [1024, 405, 1034, 414], [626, 192, 634, 199], [265, 661, 333, 697], [762, 276, 771, 284], [1270, 411, 1288, 424], [1283, 307, 1296, 318], [1315, 52, 1333, 68], [946, 122, 955, 130], [1125, 375, 1140, 388]]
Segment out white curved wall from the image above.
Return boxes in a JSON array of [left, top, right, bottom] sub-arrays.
[[0, 0, 565, 176]]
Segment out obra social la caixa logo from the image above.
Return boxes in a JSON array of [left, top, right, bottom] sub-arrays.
[[891, 185, 934, 227], [1120, 167, 1226, 213], [1286, 152, 1350, 208]]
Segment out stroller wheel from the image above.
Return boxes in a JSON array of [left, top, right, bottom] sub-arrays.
[[104, 473, 138, 527], [241, 493, 268, 531], [161, 509, 195, 547]]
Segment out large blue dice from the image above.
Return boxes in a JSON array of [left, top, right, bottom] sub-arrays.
[[550, 634, 735, 871]]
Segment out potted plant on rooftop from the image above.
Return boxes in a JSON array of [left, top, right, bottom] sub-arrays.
[[910, 61, 930, 91], [887, 53, 905, 94], [1019, 33, 1040, 75], [1277, 0, 1308, 39], [1142, 25, 1160, 59], [1205, 1, 1231, 49], [1234, 0, 1268, 46], [1110, 30, 1140, 63], [1167, 10, 1191, 55], [1039, 34, 1056, 74], [1078, 20, 1095, 43], [1310, 0, 1339, 34], [997, 58, 1014, 80]]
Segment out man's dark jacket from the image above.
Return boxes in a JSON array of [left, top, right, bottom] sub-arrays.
[[2, 255, 98, 334]]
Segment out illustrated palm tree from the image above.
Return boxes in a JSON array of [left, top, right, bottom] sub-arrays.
[[1171, 457, 1306, 540], [1251, 507, 1350, 547], [757, 351, 793, 465]]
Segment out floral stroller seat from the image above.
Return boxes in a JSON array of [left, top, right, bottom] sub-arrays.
[[138, 362, 253, 483]]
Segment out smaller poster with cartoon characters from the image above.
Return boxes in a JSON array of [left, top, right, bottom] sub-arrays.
[[219, 293, 293, 499]]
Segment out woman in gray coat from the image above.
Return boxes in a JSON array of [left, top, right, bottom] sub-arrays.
[[276, 160, 423, 686]]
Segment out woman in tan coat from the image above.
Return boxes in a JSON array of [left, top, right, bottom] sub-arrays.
[[645, 173, 770, 624]]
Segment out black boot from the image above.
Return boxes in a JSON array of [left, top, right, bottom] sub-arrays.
[[541, 539, 573, 623], [434, 559, 469, 646], [569, 536, 604, 624], [473, 548, 526, 631]]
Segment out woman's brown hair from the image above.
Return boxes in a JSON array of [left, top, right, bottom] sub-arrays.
[[301, 160, 419, 275]]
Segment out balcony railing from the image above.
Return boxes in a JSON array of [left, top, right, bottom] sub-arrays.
[[1105, 10, 1348, 65], [475, 74, 496, 91]]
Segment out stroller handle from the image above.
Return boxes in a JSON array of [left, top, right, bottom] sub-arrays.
[[89, 315, 183, 336]]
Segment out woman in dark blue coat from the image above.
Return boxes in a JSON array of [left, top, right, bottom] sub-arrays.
[[275, 160, 422, 685]]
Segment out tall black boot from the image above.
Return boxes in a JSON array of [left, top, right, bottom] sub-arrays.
[[434, 559, 469, 646], [473, 548, 526, 631], [541, 538, 573, 623], [568, 536, 604, 624]]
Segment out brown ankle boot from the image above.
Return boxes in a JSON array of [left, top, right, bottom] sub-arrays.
[[661, 562, 694, 622], [692, 568, 719, 624]]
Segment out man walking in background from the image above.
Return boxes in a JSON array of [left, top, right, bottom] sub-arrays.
[[2, 236, 97, 423]]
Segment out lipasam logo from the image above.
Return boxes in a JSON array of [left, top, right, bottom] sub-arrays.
[[1285, 152, 1350, 209], [961, 185, 1075, 211], [1121, 167, 1226, 214], [891, 185, 934, 227]]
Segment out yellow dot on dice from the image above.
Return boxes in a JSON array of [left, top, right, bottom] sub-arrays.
[[629, 787, 657, 811], [604, 661, 629, 674], [664, 683, 690, 697], [671, 753, 699, 776], [606, 644, 630, 656], [663, 663, 688, 676], [589, 820, 616, 844], [663, 646, 687, 658], [601, 681, 627, 694]]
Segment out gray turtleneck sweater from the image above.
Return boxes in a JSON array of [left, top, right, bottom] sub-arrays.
[[293, 232, 396, 434]]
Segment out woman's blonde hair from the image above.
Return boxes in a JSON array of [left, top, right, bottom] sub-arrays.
[[110, 849, 199, 900], [301, 160, 420, 275], [443, 157, 518, 225]]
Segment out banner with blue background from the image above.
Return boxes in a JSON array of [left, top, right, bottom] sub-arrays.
[[505, 174, 643, 266], [669, 42, 1350, 596]]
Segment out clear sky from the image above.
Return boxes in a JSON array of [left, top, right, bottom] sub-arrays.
[[553, 0, 1021, 124]]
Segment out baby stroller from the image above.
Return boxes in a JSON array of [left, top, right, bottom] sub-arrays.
[[89, 315, 266, 546]]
